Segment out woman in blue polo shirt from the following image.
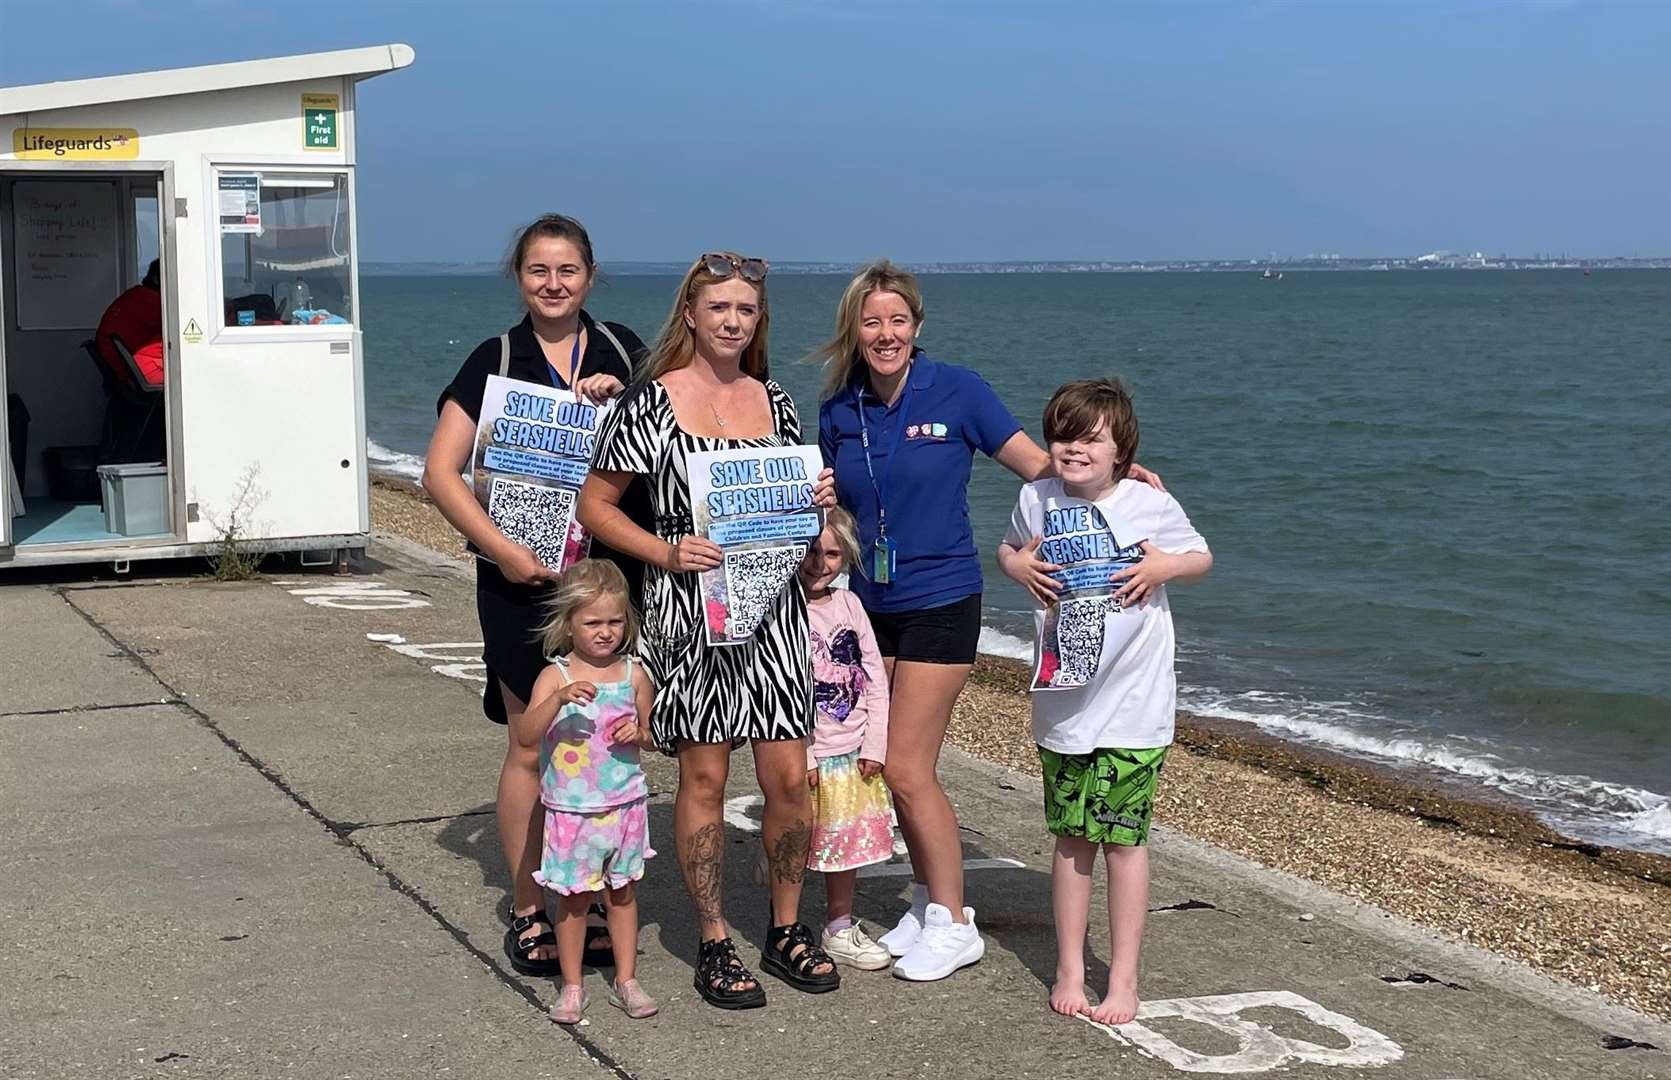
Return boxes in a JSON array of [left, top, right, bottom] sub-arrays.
[[815, 261, 1155, 982]]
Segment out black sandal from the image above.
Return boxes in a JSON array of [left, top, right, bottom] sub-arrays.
[[504, 907, 561, 977], [760, 906, 841, 994], [583, 902, 614, 968], [694, 937, 767, 1010]]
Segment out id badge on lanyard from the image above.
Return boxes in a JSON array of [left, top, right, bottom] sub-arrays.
[[859, 376, 912, 587], [872, 532, 897, 584]]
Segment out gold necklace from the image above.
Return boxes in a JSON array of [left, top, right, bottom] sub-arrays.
[[709, 399, 728, 429]]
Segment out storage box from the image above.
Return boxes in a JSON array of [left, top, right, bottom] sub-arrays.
[[97, 462, 168, 536]]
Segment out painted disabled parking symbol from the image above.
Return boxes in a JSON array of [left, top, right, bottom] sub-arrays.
[[730, 792, 1400, 1075], [1083, 990, 1403, 1073], [274, 580, 432, 611], [366, 635, 487, 682]]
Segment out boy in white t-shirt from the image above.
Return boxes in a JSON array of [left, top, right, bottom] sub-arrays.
[[998, 377, 1212, 1026]]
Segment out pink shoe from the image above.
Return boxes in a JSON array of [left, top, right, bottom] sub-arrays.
[[549, 983, 589, 1025], [609, 977, 659, 1019]]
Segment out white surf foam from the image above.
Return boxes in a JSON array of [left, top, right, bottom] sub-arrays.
[[977, 625, 1034, 662], [1183, 689, 1671, 850], [1624, 802, 1671, 842], [367, 438, 426, 483]]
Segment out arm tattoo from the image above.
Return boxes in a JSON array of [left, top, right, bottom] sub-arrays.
[[767, 818, 812, 886], [678, 821, 725, 925]]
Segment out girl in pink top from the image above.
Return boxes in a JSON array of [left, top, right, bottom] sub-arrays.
[[800, 507, 895, 970]]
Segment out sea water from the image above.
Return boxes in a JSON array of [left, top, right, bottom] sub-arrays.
[[362, 269, 1671, 853]]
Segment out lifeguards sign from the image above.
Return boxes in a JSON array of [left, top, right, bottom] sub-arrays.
[[303, 93, 339, 151], [12, 128, 140, 159]]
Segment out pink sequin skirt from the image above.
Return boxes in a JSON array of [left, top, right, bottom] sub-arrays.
[[808, 750, 894, 872]]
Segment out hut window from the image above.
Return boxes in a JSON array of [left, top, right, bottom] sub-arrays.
[[218, 170, 353, 328]]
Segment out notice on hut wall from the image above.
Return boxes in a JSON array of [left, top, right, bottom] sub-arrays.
[[217, 173, 261, 234], [1024, 495, 1148, 691], [9, 179, 120, 330], [471, 374, 612, 573], [687, 445, 824, 647]]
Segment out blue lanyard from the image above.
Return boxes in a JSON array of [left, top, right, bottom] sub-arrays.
[[547, 325, 583, 389], [856, 369, 914, 539]]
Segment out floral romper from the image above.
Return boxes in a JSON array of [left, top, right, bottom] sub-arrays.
[[533, 656, 655, 895]]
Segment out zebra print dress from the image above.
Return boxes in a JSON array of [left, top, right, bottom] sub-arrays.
[[592, 378, 814, 751]]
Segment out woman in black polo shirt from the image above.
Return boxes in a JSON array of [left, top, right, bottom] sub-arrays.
[[423, 213, 647, 977]]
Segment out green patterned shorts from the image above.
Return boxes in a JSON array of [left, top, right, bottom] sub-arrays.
[[1038, 746, 1168, 846]]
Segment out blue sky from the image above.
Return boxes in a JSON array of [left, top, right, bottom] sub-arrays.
[[3, 0, 1667, 263]]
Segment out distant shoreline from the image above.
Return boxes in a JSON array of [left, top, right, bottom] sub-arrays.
[[364, 258, 1671, 277]]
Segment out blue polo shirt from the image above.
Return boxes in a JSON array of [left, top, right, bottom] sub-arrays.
[[818, 353, 1023, 613]]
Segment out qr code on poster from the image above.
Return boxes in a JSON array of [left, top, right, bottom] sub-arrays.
[[1051, 598, 1111, 687], [488, 478, 575, 570], [723, 545, 805, 638]]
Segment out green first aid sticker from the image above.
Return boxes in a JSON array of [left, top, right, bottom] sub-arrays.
[[303, 93, 339, 151]]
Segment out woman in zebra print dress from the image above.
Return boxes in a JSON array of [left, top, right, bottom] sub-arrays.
[[579, 252, 841, 1008]]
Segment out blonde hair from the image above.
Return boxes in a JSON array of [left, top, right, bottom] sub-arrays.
[[820, 506, 861, 570], [639, 251, 770, 384], [811, 261, 926, 398], [540, 559, 639, 656]]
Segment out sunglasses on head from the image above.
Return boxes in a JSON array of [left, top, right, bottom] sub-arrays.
[[700, 252, 769, 283]]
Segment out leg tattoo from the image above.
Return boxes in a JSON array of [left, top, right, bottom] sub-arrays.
[[679, 822, 725, 927], [767, 818, 813, 886]]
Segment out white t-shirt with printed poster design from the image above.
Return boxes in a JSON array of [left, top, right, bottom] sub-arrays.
[[1004, 477, 1209, 753]]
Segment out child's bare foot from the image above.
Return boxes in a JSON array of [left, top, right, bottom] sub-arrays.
[[1087, 979, 1139, 1026], [1049, 973, 1091, 1017]]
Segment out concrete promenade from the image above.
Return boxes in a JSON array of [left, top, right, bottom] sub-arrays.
[[2, 538, 1666, 1079]]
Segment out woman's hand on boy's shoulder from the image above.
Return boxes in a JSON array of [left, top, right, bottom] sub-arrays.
[[1128, 462, 1166, 492], [1000, 536, 1063, 608]]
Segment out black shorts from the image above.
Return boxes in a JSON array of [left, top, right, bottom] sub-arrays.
[[475, 557, 553, 724], [866, 593, 982, 665], [474, 545, 647, 724]]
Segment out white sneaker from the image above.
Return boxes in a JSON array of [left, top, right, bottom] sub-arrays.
[[891, 903, 985, 981], [879, 904, 925, 958], [822, 925, 892, 970]]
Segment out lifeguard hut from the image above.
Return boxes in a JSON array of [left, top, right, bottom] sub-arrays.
[[0, 44, 414, 569]]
